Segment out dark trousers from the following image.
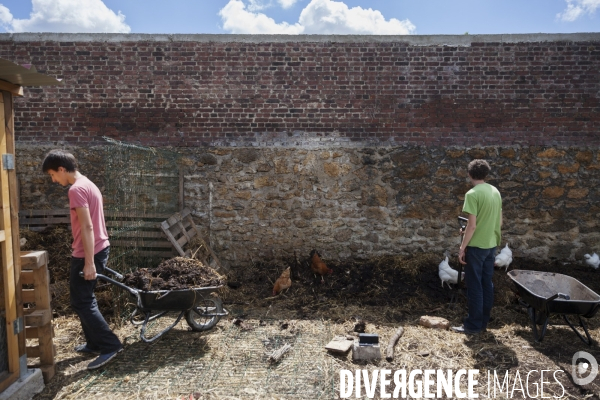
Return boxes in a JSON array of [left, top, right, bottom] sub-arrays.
[[70, 246, 122, 354], [463, 246, 497, 332]]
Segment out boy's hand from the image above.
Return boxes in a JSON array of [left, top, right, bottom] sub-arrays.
[[83, 262, 97, 280], [458, 247, 467, 265]]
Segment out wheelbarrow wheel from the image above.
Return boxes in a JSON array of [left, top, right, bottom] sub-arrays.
[[185, 298, 223, 331]]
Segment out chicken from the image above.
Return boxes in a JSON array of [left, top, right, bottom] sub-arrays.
[[310, 249, 332, 283], [494, 244, 513, 271], [584, 253, 599, 269], [272, 267, 292, 295], [438, 256, 464, 288]]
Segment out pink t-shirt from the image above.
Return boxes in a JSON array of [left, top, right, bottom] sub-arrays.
[[68, 176, 110, 258]]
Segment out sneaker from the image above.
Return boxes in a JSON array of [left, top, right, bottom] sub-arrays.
[[74, 343, 100, 354], [451, 325, 479, 335], [87, 348, 122, 370]]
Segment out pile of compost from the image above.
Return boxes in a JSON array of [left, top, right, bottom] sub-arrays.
[[123, 257, 226, 291], [223, 251, 599, 323], [20, 225, 73, 283]]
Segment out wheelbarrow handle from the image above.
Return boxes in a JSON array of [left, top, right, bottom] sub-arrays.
[[78, 271, 138, 296], [103, 267, 124, 281], [543, 294, 559, 315], [456, 215, 468, 285]]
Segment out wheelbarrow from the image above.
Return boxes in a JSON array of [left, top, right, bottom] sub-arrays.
[[508, 269, 600, 345], [83, 268, 229, 343]]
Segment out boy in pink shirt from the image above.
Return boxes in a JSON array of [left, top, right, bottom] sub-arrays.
[[42, 150, 122, 370]]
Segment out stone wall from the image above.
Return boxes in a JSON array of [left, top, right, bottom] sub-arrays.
[[18, 144, 600, 267]]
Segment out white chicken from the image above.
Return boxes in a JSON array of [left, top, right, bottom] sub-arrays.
[[438, 256, 464, 288], [494, 244, 513, 271], [584, 253, 599, 269]]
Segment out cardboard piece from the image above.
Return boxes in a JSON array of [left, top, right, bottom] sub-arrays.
[[325, 336, 353, 353]]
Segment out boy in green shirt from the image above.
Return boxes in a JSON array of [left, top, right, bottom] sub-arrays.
[[453, 159, 502, 335]]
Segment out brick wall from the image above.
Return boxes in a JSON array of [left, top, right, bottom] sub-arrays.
[[1, 33, 599, 147]]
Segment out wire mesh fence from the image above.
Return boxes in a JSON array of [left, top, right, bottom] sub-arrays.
[[57, 318, 337, 399], [103, 137, 181, 272], [102, 137, 183, 323]]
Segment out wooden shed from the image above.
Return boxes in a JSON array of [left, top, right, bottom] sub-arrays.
[[0, 59, 61, 394]]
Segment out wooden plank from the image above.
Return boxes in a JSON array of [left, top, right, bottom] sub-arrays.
[[109, 239, 172, 248], [179, 166, 184, 211], [20, 250, 48, 270], [22, 289, 35, 303], [0, 80, 23, 97], [0, 229, 5, 242], [160, 224, 186, 256], [19, 216, 71, 225], [0, 90, 20, 383], [166, 217, 194, 240], [18, 209, 172, 228], [38, 364, 56, 383], [107, 224, 164, 231], [19, 209, 171, 219], [105, 211, 172, 219], [177, 221, 191, 242], [25, 326, 40, 339], [181, 208, 192, 219], [20, 270, 34, 285], [25, 342, 56, 359], [0, 371, 18, 394], [138, 250, 175, 258], [19, 209, 69, 216], [36, 322, 54, 366], [160, 208, 223, 270], [110, 231, 165, 239], [33, 267, 50, 310], [184, 213, 222, 270], [24, 309, 51, 327]]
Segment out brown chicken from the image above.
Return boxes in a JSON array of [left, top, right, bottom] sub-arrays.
[[272, 267, 292, 295], [310, 249, 332, 283]]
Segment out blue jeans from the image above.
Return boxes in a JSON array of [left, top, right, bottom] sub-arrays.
[[70, 246, 122, 354], [463, 246, 496, 332]]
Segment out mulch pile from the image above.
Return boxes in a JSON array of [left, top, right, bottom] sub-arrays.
[[20, 225, 73, 283], [123, 257, 226, 291], [223, 250, 599, 324]]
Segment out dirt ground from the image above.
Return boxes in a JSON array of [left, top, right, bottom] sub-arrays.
[[24, 245, 600, 399]]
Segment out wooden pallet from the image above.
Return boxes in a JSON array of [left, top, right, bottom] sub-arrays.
[[20, 250, 56, 383], [19, 209, 175, 258], [160, 208, 223, 272]]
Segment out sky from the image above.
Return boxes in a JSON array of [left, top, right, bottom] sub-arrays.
[[0, 0, 598, 35]]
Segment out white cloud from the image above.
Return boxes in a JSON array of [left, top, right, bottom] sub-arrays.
[[0, 0, 130, 33], [299, 0, 415, 34], [219, 0, 415, 35], [247, 0, 299, 12], [219, 0, 304, 34], [0, 5, 13, 31], [277, 0, 300, 9], [247, 0, 270, 12], [557, 0, 600, 21]]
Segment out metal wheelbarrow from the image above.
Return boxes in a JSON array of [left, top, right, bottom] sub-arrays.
[[508, 269, 600, 345], [86, 268, 229, 343]]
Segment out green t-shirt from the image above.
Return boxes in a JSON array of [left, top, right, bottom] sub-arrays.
[[462, 183, 502, 249]]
